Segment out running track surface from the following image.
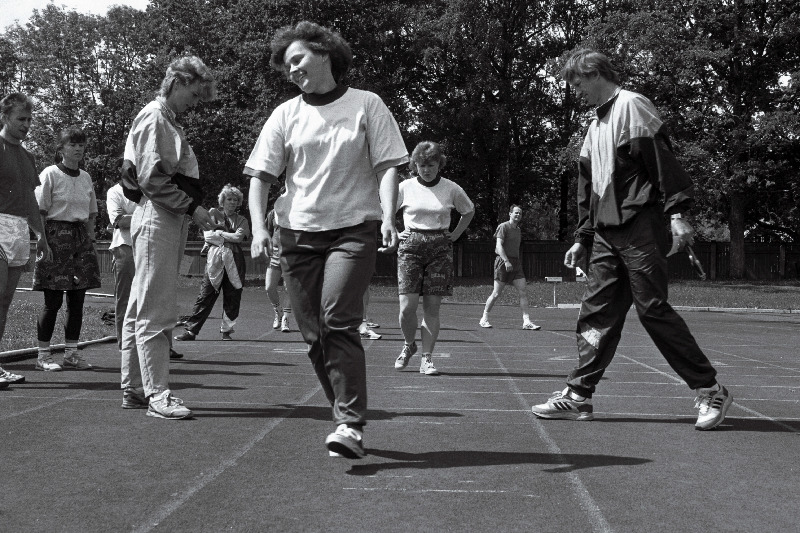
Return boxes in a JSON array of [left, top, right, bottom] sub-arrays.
[[1, 287, 797, 532]]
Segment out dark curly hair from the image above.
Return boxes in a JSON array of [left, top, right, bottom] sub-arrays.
[[270, 21, 353, 83]]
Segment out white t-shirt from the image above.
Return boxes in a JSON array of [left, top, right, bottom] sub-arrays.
[[244, 88, 408, 231], [397, 177, 474, 231], [36, 165, 97, 222], [106, 183, 138, 249]]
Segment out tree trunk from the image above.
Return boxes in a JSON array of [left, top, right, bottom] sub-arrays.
[[558, 169, 571, 241], [729, 193, 746, 279]]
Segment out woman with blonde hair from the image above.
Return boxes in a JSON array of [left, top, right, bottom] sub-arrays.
[[119, 55, 217, 419], [175, 184, 250, 341]]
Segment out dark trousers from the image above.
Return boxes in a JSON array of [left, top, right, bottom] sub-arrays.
[[38, 288, 86, 342], [184, 270, 243, 335], [567, 208, 717, 397], [280, 221, 377, 429], [111, 245, 135, 349]]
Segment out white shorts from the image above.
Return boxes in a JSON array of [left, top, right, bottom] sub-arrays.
[[0, 213, 30, 267]]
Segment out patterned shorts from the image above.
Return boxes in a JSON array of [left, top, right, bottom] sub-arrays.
[[397, 231, 453, 296], [33, 220, 101, 291], [494, 256, 525, 283]]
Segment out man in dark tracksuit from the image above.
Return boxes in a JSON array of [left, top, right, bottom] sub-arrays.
[[531, 49, 732, 430]]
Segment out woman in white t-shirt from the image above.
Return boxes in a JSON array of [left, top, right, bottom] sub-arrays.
[[245, 21, 408, 459], [33, 126, 101, 372], [393, 142, 474, 375]]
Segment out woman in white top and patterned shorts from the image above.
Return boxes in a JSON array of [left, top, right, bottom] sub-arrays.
[[393, 142, 475, 376], [245, 21, 408, 459], [33, 126, 101, 372]]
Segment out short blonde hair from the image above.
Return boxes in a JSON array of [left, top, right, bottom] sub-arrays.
[[160, 56, 217, 101], [409, 141, 447, 175], [218, 184, 243, 207], [561, 49, 621, 85]]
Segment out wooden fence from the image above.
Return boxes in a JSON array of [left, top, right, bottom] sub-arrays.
[[36, 240, 800, 281]]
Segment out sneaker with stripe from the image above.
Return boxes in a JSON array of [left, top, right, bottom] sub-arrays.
[[531, 387, 593, 421], [694, 384, 732, 430]]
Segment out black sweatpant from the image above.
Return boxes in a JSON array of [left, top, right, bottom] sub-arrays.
[[567, 208, 717, 397]]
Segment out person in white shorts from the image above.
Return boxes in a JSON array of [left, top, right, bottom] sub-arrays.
[[0, 93, 49, 388]]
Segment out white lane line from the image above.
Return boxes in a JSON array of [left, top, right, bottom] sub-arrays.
[[0, 392, 90, 421], [465, 329, 614, 533], [730, 403, 799, 433], [132, 383, 322, 533], [343, 487, 523, 495], [616, 354, 796, 432]]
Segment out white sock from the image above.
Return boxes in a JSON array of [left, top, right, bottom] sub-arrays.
[[567, 389, 586, 401]]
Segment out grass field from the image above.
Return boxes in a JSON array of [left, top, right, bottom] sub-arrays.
[[2, 272, 798, 353]]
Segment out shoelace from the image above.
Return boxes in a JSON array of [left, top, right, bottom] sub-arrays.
[[337, 425, 361, 442], [694, 393, 712, 411], [167, 394, 184, 406]]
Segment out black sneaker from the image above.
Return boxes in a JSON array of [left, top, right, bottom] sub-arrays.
[[221, 331, 233, 341], [169, 349, 184, 359]]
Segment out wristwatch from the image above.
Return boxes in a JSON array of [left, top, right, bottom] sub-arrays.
[[670, 213, 683, 220]]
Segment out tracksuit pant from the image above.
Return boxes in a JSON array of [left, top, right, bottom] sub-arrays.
[[567, 208, 717, 398], [182, 252, 245, 335]]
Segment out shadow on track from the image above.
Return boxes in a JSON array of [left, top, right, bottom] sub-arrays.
[[348, 449, 652, 475]]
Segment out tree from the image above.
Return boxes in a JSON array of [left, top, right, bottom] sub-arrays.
[[578, 0, 800, 277]]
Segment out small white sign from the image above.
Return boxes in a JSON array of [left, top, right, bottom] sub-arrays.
[[545, 277, 563, 282]]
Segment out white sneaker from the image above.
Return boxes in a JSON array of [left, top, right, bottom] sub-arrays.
[[147, 390, 193, 420], [359, 328, 381, 340], [325, 424, 365, 458], [281, 314, 290, 332], [531, 387, 594, 421], [366, 320, 380, 329], [36, 356, 62, 372], [272, 311, 282, 329], [419, 353, 439, 375], [694, 385, 733, 430], [522, 321, 541, 330], [395, 342, 417, 370], [479, 317, 492, 328], [63, 352, 93, 370], [0, 366, 25, 384]]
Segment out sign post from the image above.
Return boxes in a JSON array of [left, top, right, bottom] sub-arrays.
[[545, 276, 562, 307]]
